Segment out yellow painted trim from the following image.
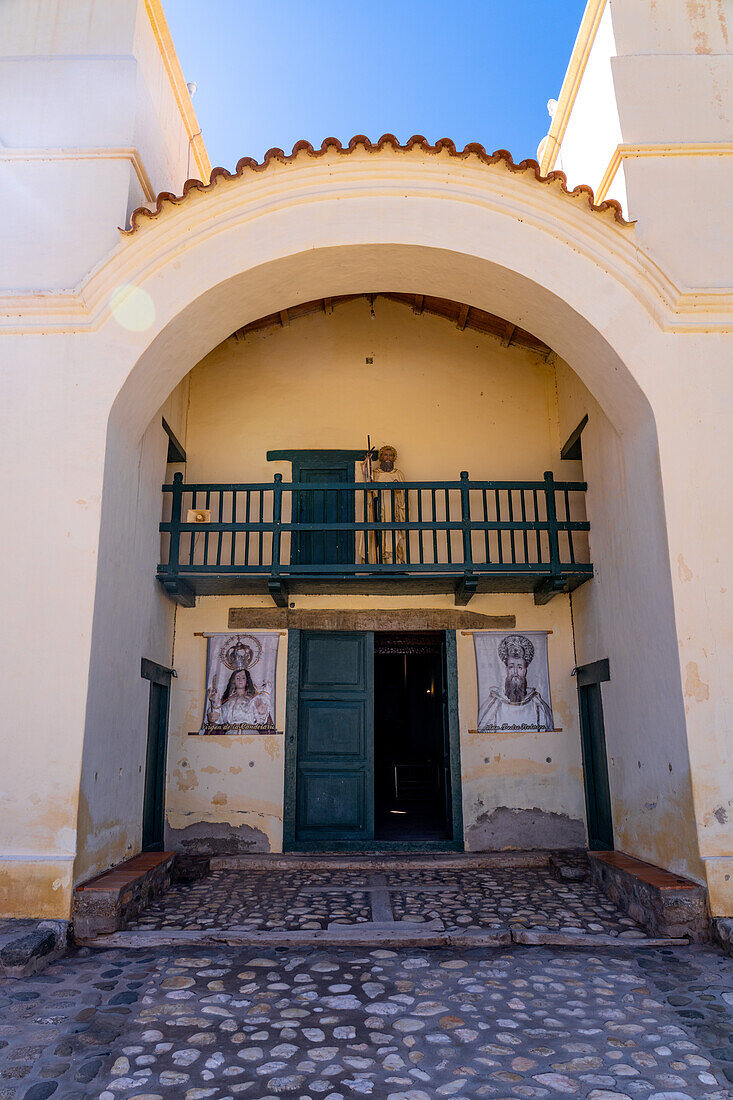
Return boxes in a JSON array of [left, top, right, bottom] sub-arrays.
[[539, 0, 607, 176], [144, 0, 211, 183], [595, 142, 733, 202], [0, 151, 732, 335], [1, 146, 155, 201]]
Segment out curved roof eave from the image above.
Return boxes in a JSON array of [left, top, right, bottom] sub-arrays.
[[121, 133, 632, 235]]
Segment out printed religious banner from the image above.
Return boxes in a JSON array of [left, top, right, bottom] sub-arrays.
[[195, 632, 279, 735], [473, 631, 554, 732]]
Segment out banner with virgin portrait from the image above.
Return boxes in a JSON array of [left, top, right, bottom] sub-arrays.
[[196, 632, 280, 735]]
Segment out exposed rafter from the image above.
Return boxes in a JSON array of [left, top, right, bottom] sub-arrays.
[[226, 293, 551, 358]]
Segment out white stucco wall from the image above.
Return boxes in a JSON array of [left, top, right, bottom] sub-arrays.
[[0, 0, 206, 292]]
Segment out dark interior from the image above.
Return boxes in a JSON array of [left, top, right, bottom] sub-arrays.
[[374, 632, 450, 841]]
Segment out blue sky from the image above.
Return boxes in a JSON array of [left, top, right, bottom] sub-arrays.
[[165, 0, 586, 173]]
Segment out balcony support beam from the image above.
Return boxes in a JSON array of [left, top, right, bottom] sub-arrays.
[[268, 578, 289, 608], [159, 576, 195, 607], [533, 576, 568, 605], [454, 575, 478, 606]]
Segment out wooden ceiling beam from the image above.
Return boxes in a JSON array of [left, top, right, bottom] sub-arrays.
[[228, 293, 550, 357]]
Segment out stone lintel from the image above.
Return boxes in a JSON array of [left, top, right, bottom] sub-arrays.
[[228, 607, 516, 631]]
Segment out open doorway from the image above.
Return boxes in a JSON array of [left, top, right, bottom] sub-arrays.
[[374, 632, 451, 841]]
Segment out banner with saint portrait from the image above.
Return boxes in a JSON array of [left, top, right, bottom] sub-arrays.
[[196, 633, 280, 735], [473, 631, 554, 732]]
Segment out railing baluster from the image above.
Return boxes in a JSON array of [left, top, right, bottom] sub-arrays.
[[495, 489, 503, 564], [432, 489, 438, 564], [507, 487, 516, 564], [533, 488, 541, 562], [520, 489, 529, 565], [189, 490, 196, 565], [215, 491, 223, 566], [544, 471, 561, 581], [459, 471, 473, 583], [271, 474, 282, 582], [203, 489, 211, 566], [482, 488, 490, 563], [231, 490, 237, 565], [565, 489, 575, 563], [444, 488, 452, 563], [417, 487, 424, 563], [244, 490, 251, 566], [168, 472, 183, 579]]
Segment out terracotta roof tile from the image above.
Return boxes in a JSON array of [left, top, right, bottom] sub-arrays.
[[122, 134, 631, 235]]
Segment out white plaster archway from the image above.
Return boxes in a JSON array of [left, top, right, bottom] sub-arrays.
[[8, 144, 704, 913]]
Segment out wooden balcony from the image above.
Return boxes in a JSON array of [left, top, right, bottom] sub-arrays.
[[157, 471, 593, 607]]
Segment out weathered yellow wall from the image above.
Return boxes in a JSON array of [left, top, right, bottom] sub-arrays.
[[166, 597, 287, 854], [184, 298, 561, 484], [166, 303, 586, 852]]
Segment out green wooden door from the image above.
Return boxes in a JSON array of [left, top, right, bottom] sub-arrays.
[[295, 631, 374, 845], [578, 681, 614, 850], [294, 461, 355, 566], [142, 681, 169, 851]]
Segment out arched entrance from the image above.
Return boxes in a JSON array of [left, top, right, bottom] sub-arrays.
[[8, 141, 706, 916]]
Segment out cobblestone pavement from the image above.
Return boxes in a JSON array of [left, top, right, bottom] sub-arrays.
[[130, 873, 373, 932], [1, 944, 732, 1099], [126, 869, 648, 939]]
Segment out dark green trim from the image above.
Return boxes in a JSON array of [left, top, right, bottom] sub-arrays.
[[561, 414, 588, 461], [162, 417, 186, 463], [141, 657, 173, 685], [267, 449, 365, 467], [282, 629, 301, 851], [444, 630, 464, 847], [576, 658, 610, 687]]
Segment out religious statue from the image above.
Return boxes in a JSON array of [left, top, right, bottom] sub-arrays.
[[357, 444, 407, 565], [477, 634, 554, 732]]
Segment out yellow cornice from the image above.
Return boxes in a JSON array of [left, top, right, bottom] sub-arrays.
[[144, 0, 211, 183], [595, 142, 733, 202], [539, 0, 607, 176], [1, 146, 155, 201]]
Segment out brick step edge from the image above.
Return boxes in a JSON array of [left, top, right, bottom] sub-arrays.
[[209, 851, 559, 872]]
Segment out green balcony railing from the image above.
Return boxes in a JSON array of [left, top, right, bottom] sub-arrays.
[[158, 470, 592, 606]]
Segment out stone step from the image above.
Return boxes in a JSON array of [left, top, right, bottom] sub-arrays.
[[209, 850, 557, 872], [76, 922, 689, 950]]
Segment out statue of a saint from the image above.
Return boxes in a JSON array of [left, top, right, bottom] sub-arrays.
[[357, 444, 407, 565]]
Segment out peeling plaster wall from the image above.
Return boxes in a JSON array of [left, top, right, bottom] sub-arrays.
[[555, 360, 703, 882], [166, 597, 287, 855], [74, 378, 189, 885], [457, 595, 586, 851]]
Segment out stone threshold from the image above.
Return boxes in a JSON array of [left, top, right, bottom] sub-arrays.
[[76, 924, 689, 950], [210, 850, 556, 872]]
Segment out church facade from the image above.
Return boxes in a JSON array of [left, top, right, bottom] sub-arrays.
[[1, 0, 731, 922]]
